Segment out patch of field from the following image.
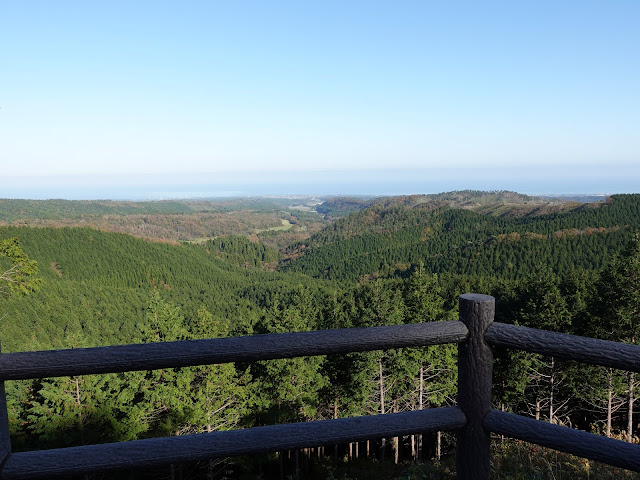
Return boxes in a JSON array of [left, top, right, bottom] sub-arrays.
[[289, 205, 315, 212], [185, 236, 217, 244], [261, 219, 293, 232]]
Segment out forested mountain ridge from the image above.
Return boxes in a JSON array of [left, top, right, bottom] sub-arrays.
[[0, 197, 324, 222], [281, 194, 639, 282], [315, 190, 595, 218], [0, 199, 196, 221]]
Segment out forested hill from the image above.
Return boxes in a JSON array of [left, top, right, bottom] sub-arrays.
[[314, 190, 587, 218], [0, 199, 196, 221], [281, 194, 640, 282], [0, 197, 319, 222], [0, 226, 329, 353]]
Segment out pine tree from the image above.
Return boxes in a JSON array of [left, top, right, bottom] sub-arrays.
[[403, 265, 457, 459], [514, 271, 572, 424], [253, 300, 328, 425], [0, 237, 41, 297], [596, 233, 640, 442], [187, 306, 250, 435]]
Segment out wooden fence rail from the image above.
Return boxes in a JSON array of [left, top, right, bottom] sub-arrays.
[[1, 408, 467, 480], [0, 293, 638, 479], [0, 321, 468, 380]]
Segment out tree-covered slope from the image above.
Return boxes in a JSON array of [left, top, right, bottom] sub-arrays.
[[314, 190, 589, 219], [0, 226, 328, 352], [0, 197, 321, 222], [281, 194, 640, 282], [0, 199, 196, 221]]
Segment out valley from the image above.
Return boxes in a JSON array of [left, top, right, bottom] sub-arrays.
[[1, 191, 638, 479]]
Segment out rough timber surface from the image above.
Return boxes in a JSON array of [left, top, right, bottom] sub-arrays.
[[456, 294, 494, 480], [0, 321, 468, 380], [484, 409, 640, 472], [486, 322, 640, 373], [0, 407, 467, 479]]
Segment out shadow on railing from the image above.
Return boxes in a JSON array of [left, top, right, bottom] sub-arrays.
[[0, 294, 638, 479]]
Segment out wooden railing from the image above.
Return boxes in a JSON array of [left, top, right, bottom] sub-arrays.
[[0, 294, 638, 479]]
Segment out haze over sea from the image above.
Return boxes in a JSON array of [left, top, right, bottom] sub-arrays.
[[5, 165, 638, 200]]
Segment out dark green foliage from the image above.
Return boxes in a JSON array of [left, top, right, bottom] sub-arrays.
[[0, 237, 42, 297], [283, 194, 640, 282], [0, 199, 194, 221], [203, 235, 279, 268], [0, 225, 335, 361], [594, 233, 640, 343], [315, 196, 375, 217]]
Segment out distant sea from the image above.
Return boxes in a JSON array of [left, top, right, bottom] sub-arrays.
[[4, 166, 639, 200]]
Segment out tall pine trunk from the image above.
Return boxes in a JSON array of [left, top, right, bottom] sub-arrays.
[[410, 434, 416, 461], [379, 357, 386, 461], [393, 399, 399, 464]]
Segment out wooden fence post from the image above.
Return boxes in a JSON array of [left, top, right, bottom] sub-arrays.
[[0, 342, 11, 472], [456, 294, 495, 480]]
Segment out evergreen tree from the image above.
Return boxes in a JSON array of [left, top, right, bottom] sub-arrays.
[[186, 306, 250, 435], [253, 299, 328, 425], [595, 233, 640, 442], [512, 271, 572, 424], [0, 237, 41, 297], [403, 265, 457, 459]]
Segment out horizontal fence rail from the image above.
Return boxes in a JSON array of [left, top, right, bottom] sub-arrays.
[[486, 322, 640, 373], [1, 407, 466, 480], [485, 410, 640, 472], [0, 321, 468, 380]]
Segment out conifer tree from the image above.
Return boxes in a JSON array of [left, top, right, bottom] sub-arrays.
[[513, 271, 572, 424], [186, 306, 250, 435], [253, 299, 327, 425], [0, 237, 41, 297], [404, 265, 456, 460], [595, 233, 640, 442]]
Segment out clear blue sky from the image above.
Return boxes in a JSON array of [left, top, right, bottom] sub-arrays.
[[1, 1, 639, 196]]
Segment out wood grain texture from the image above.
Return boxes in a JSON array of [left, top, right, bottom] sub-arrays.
[[484, 409, 640, 472], [0, 321, 468, 381], [456, 294, 495, 480], [486, 323, 640, 373], [0, 321, 468, 380], [0, 407, 466, 479]]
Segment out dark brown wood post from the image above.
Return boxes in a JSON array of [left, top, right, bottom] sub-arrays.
[[456, 294, 494, 480], [0, 342, 11, 472]]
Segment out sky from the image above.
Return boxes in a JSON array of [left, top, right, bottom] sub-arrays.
[[2, 1, 639, 198]]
